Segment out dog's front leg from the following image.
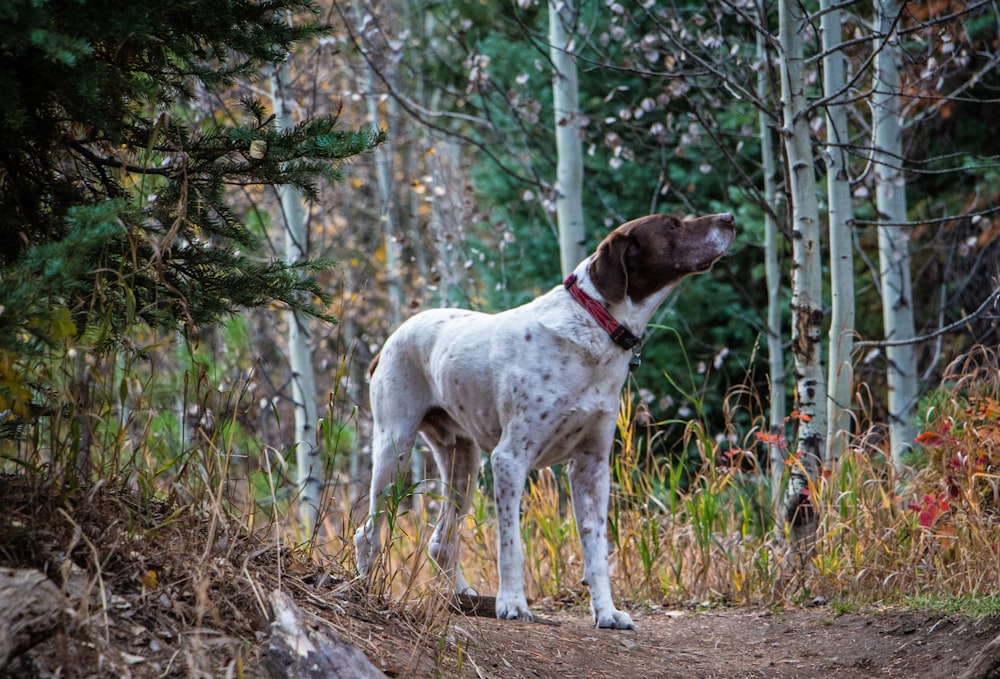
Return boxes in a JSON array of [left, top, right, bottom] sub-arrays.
[[490, 444, 533, 621], [568, 450, 635, 630]]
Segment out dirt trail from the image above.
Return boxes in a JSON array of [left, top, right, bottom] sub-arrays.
[[349, 604, 1000, 679]]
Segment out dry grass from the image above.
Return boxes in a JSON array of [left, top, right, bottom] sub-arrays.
[[3, 340, 1000, 675], [357, 345, 1000, 615]]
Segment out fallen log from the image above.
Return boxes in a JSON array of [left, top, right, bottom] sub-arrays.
[[453, 593, 496, 617], [264, 589, 387, 679]]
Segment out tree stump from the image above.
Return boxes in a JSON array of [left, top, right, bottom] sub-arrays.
[[0, 568, 69, 671], [264, 590, 387, 679]]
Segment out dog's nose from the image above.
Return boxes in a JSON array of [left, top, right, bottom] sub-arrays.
[[719, 213, 734, 224]]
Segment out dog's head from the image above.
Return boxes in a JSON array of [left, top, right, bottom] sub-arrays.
[[587, 213, 735, 304]]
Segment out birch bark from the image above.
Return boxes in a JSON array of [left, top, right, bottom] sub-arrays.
[[272, 60, 321, 535], [754, 13, 787, 499], [822, 0, 857, 465], [778, 0, 827, 549], [873, 0, 918, 474], [549, 0, 586, 277]]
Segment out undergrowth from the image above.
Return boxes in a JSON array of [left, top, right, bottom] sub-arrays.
[[3, 331, 1000, 675], [365, 344, 1000, 615]]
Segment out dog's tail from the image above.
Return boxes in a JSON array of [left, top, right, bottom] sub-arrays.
[[368, 352, 380, 378]]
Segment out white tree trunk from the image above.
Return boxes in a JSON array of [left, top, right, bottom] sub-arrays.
[[778, 0, 827, 549], [873, 0, 918, 474], [822, 0, 857, 465], [354, 0, 404, 327], [549, 0, 586, 277], [354, 0, 418, 493], [755, 13, 786, 497], [272, 61, 321, 535]]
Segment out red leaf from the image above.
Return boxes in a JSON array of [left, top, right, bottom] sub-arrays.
[[915, 431, 945, 446], [919, 505, 938, 528], [754, 431, 780, 444]]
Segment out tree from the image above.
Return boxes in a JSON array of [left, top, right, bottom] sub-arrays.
[[549, 0, 587, 277], [821, 0, 857, 465], [873, 0, 918, 474], [271, 56, 322, 535], [332, 0, 1000, 516], [0, 0, 383, 447], [777, 0, 827, 549], [755, 2, 787, 489]]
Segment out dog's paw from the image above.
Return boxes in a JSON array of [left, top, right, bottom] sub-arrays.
[[595, 608, 634, 630], [455, 583, 479, 597], [353, 528, 376, 576], [451, 571, 478, 597], [495, 594, 534, 622]]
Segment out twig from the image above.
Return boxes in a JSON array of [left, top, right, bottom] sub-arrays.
[[855, 286, 1000, 348]]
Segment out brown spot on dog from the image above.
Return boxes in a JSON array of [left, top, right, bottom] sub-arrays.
[[589, 213, 735, 304]]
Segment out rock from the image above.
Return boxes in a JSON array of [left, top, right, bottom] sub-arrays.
[[0, 568, 69, 672]]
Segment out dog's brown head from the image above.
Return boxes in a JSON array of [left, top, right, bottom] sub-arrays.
[[588, 212, 735, 304]]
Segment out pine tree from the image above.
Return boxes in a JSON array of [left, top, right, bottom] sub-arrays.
[[0, 0, 384, 359]]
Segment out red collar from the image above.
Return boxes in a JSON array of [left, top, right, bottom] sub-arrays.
[[563, 273, 642, 352]]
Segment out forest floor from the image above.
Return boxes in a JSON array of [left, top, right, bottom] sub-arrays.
[[354, 603, 1000, 679], [4, 477, 1000, 679]]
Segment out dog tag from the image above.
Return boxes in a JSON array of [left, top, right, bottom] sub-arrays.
[[629, 354, 641, 372]]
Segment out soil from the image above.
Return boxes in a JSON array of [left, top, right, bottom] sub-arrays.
[[3, 477, 1000, 679], [17, 575, 1000, 679], [350, 602, 1000, 679]]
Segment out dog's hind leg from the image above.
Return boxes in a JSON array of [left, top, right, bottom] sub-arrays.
[[424, 429, 480, 595], [353, 418, 419, 576]]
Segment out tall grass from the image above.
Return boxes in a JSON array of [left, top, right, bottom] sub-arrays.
[[5, 326, 1000, 627], [356, 345, 1000, 615]]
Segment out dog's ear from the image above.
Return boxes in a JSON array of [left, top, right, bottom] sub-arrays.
[[588, 231, 631, 304]]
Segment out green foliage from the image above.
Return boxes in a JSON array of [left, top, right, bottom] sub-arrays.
[[0, 0, 385, 356], [0, 0, 384, 459]]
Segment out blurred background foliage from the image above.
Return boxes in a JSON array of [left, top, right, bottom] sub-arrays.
[[0, 0, 997, 525]]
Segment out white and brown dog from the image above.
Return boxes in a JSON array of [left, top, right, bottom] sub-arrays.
[[355, 212, 735, 629]]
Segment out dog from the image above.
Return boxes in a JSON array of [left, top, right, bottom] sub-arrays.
[[354, 212, 735, 629]]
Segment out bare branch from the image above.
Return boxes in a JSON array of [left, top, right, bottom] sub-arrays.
[[331, 0, 550, 192], [855, 285, 1000, 348]]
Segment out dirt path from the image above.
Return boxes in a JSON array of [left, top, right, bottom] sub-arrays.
[[351, 604, 1000, 678]]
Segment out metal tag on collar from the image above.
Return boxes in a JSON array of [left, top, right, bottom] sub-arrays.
[[628, 347, 642, 373]]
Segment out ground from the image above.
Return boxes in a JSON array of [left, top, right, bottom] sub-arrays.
[[3, 478, 1000, 678], [346, 602, 1000, 678]]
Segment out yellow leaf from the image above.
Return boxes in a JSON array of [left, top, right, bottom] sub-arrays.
[[140, 570, 158, 588]]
